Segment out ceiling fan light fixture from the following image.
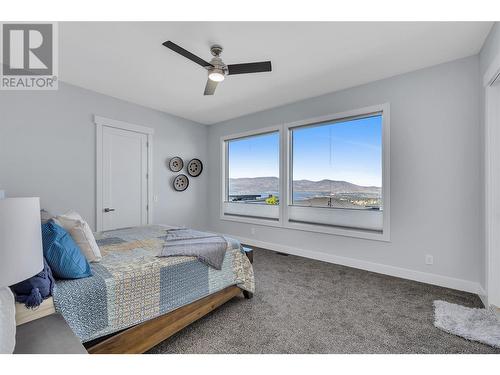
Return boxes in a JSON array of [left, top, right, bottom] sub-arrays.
[[208, 69, 225, 82]]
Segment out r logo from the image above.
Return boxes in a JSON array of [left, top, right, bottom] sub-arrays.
[[2, 24, 53, 75]]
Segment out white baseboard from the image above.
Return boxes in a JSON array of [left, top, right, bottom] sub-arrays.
[[231, 235, 485, 296]]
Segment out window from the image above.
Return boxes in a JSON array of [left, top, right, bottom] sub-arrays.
[[222, 130, 280, 220], [288, 112, 384, 232], [221, 104, 389, 240], [291, 114, 382, 210]]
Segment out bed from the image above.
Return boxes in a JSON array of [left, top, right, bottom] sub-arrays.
[[15, 224, 255, 353]]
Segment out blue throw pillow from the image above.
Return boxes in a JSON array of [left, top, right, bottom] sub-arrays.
[[41, 221, 92, 279]]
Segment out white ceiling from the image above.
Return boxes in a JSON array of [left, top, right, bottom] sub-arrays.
[[59, 22, 492, 125]]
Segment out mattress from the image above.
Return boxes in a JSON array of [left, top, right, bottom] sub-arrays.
[[52, 225, 254, 342]]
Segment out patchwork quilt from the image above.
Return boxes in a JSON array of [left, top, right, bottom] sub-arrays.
[[52, 225, 254, 343]]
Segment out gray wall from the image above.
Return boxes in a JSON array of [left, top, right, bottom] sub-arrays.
[[207, 56, 483, 289], [0, 82, 209, 230]]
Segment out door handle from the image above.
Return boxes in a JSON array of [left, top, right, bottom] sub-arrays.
[[104, 208, 115, 213]]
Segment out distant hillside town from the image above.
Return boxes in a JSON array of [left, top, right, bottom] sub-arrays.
[[229, 177, 382, 210]]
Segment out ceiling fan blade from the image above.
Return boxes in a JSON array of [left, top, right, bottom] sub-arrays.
[[227, 61, 272, 75], [204, 79, 218, 95], [162, 41, 213, 68]]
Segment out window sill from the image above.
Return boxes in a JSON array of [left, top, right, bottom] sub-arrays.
[[220, 213, 390, 242], [220, 213, 282, 227]]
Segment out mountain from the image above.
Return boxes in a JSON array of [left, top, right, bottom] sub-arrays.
[[292, 179, 380, 194], [229, 177, 380, 195], [229, 177, 279, 194]]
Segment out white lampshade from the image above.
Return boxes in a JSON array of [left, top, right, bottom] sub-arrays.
[[0, 198, 44, 287]]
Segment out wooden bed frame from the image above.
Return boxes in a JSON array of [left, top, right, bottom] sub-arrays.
[[85, 285, 251, 354], [86, 247, 254, 354]]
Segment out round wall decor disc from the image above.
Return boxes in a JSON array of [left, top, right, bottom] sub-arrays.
[[173, 174, 189, 191], [187, 158, 203, 177], [169, 156, 183, 172]]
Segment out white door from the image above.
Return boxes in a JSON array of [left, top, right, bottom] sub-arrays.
[[101, 126, 148, 231]]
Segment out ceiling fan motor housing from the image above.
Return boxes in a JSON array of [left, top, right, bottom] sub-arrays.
[[208, 55, 227, 77]]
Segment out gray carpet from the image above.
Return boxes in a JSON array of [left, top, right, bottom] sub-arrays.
[[148, 248, 500, 354]]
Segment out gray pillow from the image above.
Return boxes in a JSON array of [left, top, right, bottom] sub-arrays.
[[40, 209, 55, 224]]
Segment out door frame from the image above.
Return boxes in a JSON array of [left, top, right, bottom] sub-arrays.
[[95, 115, 154, 232], [484, 52, 500, 308]]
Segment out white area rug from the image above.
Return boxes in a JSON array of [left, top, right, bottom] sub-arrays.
[[434, 300, 500, 348]]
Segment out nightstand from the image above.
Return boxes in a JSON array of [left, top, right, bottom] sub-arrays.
[[14, 314, 87, 354]]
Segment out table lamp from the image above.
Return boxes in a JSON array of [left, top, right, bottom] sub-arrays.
[[0, 197, 44, 353]]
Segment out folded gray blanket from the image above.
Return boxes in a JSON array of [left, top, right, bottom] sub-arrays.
[[158, 228, 228, 270]]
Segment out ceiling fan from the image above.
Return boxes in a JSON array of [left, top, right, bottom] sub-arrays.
[[162, 41, 272, 96]]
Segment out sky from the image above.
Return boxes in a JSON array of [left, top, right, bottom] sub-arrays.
[[228, 115, 382, 187]]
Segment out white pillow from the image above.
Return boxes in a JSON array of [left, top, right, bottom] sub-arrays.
[[55, 210, 102, 262]]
